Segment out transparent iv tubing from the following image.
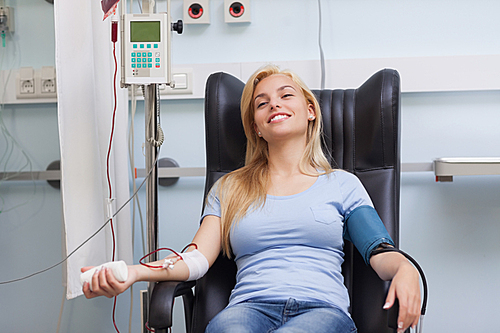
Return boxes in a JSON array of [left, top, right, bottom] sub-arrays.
[[0, 30, 38, 214]]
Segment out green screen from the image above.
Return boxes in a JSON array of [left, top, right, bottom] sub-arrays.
[[130, 21, 161, 42]]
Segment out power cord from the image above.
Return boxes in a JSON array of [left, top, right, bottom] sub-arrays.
[[0, 154, 159, 286], [317, 0, 326, 89]]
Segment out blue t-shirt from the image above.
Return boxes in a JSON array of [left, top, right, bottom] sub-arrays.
[[201, 170, 374, 315]]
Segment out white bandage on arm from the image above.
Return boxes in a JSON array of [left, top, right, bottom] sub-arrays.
[[180, 249, 209, 281]]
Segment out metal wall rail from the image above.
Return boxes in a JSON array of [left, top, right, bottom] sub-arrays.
[[3, 160, 499, 184]]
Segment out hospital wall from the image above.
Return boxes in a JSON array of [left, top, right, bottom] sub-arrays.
[[0, 0, 499, 332]]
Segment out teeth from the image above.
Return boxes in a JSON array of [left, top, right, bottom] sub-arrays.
[[271, 114, 288, 122]]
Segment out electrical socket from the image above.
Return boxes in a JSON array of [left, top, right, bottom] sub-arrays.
[[16, 66, 57, 100], [162, 68, 193, 95], [41, 79, 56, 93], [128, 68, 193, 97], [16, 67, 36, 98], [39, 66, 57, 98], [20, 80, 35, 94]]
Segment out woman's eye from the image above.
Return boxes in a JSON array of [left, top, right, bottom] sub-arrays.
[[257, 101, 267, 108], [282, 93, 293, 98]]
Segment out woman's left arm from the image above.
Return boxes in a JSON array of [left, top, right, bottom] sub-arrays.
[[370, 250, 421, 333]]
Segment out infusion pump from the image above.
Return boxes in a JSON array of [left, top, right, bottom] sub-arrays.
[[121, 13, 171, 85]]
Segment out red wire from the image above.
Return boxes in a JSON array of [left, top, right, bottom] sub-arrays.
[[107, 41, 118, 263], [181, 243, 198, 253], [112, 296, 120, 332], [139, 243, 198, 269], [139, 248, 182, 268], [145, 322, 155, 332], [145, 321, 172, 332], [108, 39, 119, 333]]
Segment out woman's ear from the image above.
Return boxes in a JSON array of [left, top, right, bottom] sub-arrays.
[[308, 104, 316, 120], [253, 123, 261, 137]]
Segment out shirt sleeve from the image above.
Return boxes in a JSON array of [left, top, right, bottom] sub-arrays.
[[200, 182, 222, 222], [337, 170, 374, 215]]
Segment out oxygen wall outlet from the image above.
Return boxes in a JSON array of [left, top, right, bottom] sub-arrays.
[[184, 0, 210, 25], [224, 0, 250, 23]]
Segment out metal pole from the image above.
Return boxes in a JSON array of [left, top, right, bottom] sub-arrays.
[[144, 84, 159, 295]]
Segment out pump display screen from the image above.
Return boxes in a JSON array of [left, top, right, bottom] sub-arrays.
[[130, 21, 161, 42]]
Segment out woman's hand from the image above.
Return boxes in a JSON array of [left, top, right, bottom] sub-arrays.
[[370, 250, 421, 333], [81, 265, 137, 299], [382, 261, 421, 333]]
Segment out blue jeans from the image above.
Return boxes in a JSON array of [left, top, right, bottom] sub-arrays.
[[205, 298, 357, 333]]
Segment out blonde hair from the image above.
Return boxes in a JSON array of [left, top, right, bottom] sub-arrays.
[[215, 65, 332, 257]]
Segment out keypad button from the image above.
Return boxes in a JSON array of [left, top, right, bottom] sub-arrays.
[[137, 58, 141, 62], [147, 44, 151, 48], [155, 58, 160, 62], [148, 52, 152, 57], [143, 64, 147, 68], [133, 44, 137, 49], [132, 64, 136, 68], [148, 63, 152, 68], [148, 58, 152, 62], [142, 52, 147, 57], [131, 52, 136, 57], [131, 58, 136, 62], [154, 44, 158, 48], [140, 44, 144, 48], [142, 58, 146, 62], [155, 63, 160, 68]]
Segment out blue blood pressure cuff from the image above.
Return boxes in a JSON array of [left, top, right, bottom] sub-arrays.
[[343, 205, 395, 266]]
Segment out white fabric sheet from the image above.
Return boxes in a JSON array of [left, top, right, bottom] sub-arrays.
[[54, 1, 132, 299]]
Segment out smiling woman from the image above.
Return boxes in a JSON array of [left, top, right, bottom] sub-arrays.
[[82, 65, 421, 333], [252, 76, 316, 144]]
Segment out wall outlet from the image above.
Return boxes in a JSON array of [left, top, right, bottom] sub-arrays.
[[20, 79, 35, 94], [38, 66, 57, 98], [184, 0, 210, 25], [129, 68, 193, 97], [161, 68, 193, 95], [16, 67, 36, 98], [41, 79, 56, 93], [16, 66, 57, 100], [224, 0, 250, 23]]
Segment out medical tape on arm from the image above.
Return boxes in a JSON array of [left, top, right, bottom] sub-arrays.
[[180, 249, 209, 281]]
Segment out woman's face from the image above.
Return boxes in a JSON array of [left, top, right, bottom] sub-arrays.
[[252, 74, 315, 143]]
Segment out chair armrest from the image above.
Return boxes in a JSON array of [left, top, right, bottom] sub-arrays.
[[149, 280, 196, 329]]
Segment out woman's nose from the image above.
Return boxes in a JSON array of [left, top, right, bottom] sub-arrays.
[[270, 99, 280, 110]]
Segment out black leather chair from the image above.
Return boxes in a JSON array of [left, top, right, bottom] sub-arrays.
[[149, 68, 402, 333]]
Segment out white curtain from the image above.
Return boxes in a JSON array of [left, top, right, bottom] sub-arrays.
[[55, 1, 132, 299]]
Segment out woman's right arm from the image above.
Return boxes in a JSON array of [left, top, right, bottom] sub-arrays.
[[82, 215, 222, 299]]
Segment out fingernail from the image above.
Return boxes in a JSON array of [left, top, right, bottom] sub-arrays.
[[398, 322, 403, 329], [383, 302, 391, 309]]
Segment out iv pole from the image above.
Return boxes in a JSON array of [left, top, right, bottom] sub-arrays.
[[142, 0, 159, 298], [120, 1, 182, 329]]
